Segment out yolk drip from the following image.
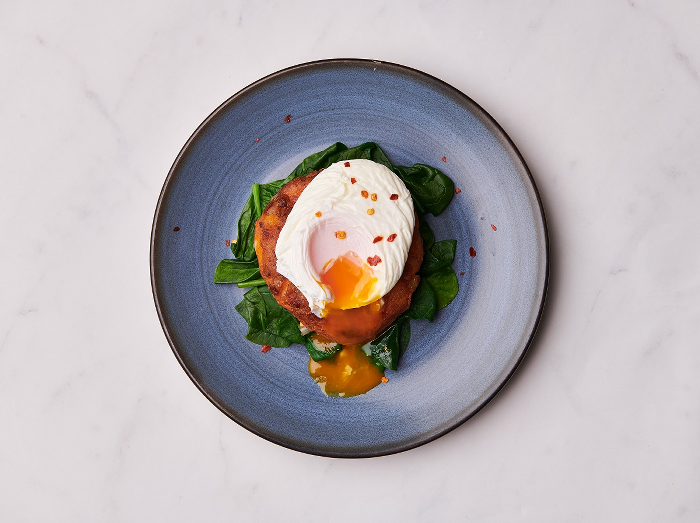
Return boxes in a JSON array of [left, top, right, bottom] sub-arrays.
[[316, 251, 386, 344], [320, 252, 377, 310], [309, 343, 384, 397]]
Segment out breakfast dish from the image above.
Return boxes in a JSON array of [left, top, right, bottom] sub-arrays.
[[150, 59, 548, 457], [216, 142, 460, 396]]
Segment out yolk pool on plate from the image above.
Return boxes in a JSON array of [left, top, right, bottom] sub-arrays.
[[309, 343, 384, 397]]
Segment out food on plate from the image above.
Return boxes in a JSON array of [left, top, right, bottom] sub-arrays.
[[255, 160, 423, 344], [214, 142, 460, 397]]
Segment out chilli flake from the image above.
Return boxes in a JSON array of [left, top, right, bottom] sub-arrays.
[[367, 255, 382, 266]]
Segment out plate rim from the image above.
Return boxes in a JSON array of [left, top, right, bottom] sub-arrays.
[[150, 58, 550, 458]]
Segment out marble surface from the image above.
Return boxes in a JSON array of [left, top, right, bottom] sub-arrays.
[[1, 0, 698, 520]]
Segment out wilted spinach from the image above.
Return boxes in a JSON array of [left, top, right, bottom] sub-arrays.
[[421, 239, 457, 276], [425, 266, 459, 310], [362, 323, 402, 371], [304, 336, 343, 362], [213, 258, 260, 284], [234, 286, 305, 347]]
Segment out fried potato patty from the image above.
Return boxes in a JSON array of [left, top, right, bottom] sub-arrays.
[[254, 170, 424, 344]]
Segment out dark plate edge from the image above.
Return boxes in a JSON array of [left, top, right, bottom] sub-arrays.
[[149, 58, 550, 459]]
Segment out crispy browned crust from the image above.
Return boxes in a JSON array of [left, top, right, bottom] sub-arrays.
[[254, 170, 424, 344]]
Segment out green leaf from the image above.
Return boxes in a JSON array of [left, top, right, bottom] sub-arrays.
[[426, 266, 459, 310], [401, 278, 437, 322], [418, 216, 435, 250], [398, 319, 411, 356], [392, 164, 454, 216], [252, 183, 262, 219], [362, 324, 401, 371], [421, 239, 457, 276], [333, 142, 394, 169], [236, 278, 266, 288], [231, 178, 293, 262], [285, 142, 349, 180], [231, 193, 258, 262], [213, 258, 260, 284], [304, 335, 343, 362], [234, 286, 304, 347]]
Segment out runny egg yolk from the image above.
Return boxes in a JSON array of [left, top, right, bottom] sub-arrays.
[[316, 251, 386, 345], [319, 252, 377, 310], [308, 343, 384, 397]]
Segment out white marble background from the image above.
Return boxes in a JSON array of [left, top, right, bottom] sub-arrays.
[[1, 0, 699, 521]]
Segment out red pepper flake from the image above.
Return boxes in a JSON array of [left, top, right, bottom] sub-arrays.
[[389, 193, 399, 200], [344, 161, 351, 167], [491, 224, 497, 231], [173, 226, 180, 232], [283, 114, 291, 123], [460, 271, 465, 276], [335, 231, 347, 239], [442, 156, 447, 162], [361, 190, 369, 198], [367, 255, 382, 266], [455, 188, 462, 194], [350, 177, 357, 184], [225, 239, 231, 247], [469, 247, 476, 258], [387, 233, 397, 242], [373, 236, 383, 243], [381, 376, 389, 383], [255, 138, 260, 142], [261, 345, 272, 353], [315, 211, 322, 217]]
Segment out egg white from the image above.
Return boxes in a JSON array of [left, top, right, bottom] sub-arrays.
[[275, 159, 415, 317]]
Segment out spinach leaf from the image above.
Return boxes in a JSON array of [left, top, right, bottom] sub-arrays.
[[334, 142, 394, 169], [401, 278, 437, 322], [392, 164, 454, 216], [398, 319, 411, 356], [418, 216, 435, 250], [231, 192, 258, 261], [362, 323, 401, 371], [234, 286, 304, 347], [421, 239, 457, 276], [237, 278, 266, 288], [285, 142, 349, 180], [231, 178, 293, 262], [213, 258, 260, 284], [304, 335, 343, 362], [426, 266, 459, 310]]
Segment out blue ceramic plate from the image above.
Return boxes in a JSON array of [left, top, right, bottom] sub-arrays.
[[151, 59, 548, 458]]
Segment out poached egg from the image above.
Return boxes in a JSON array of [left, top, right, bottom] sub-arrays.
[[275, 159, 415, 318]]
